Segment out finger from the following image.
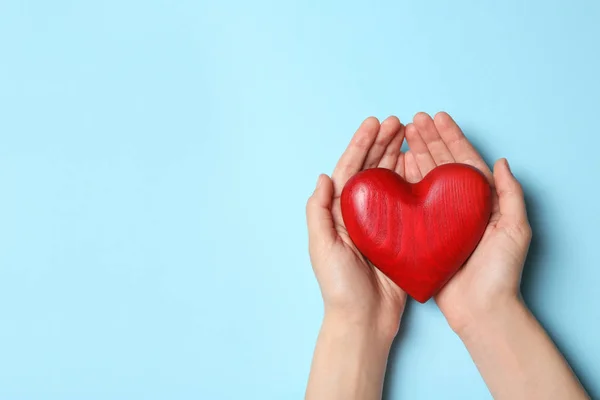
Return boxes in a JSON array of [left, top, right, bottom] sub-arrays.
[[306, 174, 337, 250], [404, 150, 422, 183], [494, 159, 529, 227], [405, 122, 437, 177], [413, 112, 455, 165], [363, 116, 402, 169], [395, 152, 406, 178], [378, 123, 406, 170], [434, 112, 493, 184], [332, 117, 380, 197]]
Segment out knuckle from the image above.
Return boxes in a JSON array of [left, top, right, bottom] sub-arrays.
[[522, 223, 533, 241], [353, 133, 374, 150], [513, 181, 525, 196], [499, 185, 523, 199], [510, 220, 532, 242]]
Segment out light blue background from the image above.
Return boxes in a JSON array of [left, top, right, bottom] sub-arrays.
[[1, 1, 599, 399]]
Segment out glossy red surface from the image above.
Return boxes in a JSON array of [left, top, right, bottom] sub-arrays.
[[341, 164, 492, 303]]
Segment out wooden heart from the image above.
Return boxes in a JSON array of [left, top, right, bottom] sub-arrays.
[[340, 164, 492, 303]]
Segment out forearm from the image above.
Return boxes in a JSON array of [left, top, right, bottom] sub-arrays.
[[305, 312, 394, 400], [459, 298, 588, 400]]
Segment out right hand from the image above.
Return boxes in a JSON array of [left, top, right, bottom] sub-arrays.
[[401, 111, 532, 334], [306, 116, 409, 339]]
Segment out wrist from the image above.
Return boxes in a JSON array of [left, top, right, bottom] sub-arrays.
[[454, 295, 527, 342], [306, 310, 396, 400], [322, 309, 398, 349]]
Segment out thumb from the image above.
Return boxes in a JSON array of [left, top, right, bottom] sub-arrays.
[[306, 174, 336, 252], [493, 158, 531, 233]]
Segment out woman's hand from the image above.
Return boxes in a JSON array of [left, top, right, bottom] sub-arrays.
[[305, 116, 408, 400], [401, 111, 531, 333], [404, 112, 587, 399], [306, 116, 409, 338]]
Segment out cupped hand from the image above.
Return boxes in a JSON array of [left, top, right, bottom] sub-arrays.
[[402, 112, 532, 333], [306, 116, 408, 339]]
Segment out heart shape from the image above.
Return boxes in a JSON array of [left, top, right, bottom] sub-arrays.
[[340, 163, 492, 303]]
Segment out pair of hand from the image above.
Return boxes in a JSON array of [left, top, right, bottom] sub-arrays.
[[306, 112, 532, 339]]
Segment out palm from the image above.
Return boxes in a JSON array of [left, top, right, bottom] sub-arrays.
[[325, 116, 409, 316], [395, 112, 531, 318]]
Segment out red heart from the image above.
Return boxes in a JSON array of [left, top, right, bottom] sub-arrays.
[[340, 164, 492, 303]]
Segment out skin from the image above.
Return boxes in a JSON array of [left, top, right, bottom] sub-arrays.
[[305, 112, 589, 400]]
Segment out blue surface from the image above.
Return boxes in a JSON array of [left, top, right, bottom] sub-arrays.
[[1, 1, 599, 399]]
